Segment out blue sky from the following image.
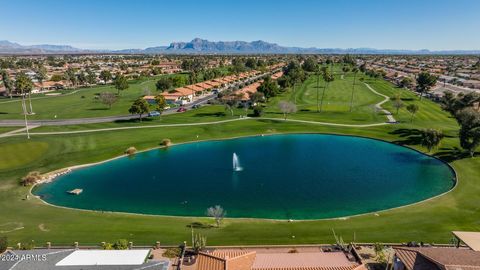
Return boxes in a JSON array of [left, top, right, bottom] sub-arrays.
[[1, 0, 480, 50]]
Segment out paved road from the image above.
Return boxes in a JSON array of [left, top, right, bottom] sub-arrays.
[[0, 71, 269, 127]]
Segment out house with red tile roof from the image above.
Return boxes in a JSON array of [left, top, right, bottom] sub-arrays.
[[194, 248, 363, 270], [393, 247, 480, 270]]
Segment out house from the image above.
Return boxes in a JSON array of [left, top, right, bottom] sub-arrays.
[[393, 247, 480, 270], [195, 248, 364, 270], [196, 250, 256, 270]]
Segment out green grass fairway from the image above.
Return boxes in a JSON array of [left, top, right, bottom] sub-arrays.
[[0, 75, 186, 120], [0, 71, 478, 247], [0, 141, 49, 170], [265, 73, 385, 124]]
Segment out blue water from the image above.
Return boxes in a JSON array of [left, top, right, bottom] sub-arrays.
[[33, 134, 455, 219]]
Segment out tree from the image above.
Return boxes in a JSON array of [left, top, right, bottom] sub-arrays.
[[99, 70, 112, 84], [301, 58, 317, 72], [0, 69, 14, 98], [114, 74, 129, 95], [35, 66, 47, 86], [206, 205, 226, 227], [359, 63, 367, 73], [222, 93, 242, 116], [86, 69, 97, 85], [252, 105, 263, 117], [392, 94, 404, 115], [416, 72, 437, 100], [77, 72, 87, 86], [456, 108, 480, 157], [441, 91, 480, 116], [399, 77, 413, 89], [421, 129, 444, 152], [406, 104, 419, 122], [349, 67, 359, 112], [341, 65, 350, 76], [278, 100, 297, 120], [156, 77, 173, 92], [319, 69, 334, 112], [257, 77, 279, 101], [64, 67, 77, 86], [15, 72, 34, 116], [245, 58, 257, 69], [249, 92, 265, 104], [99, 92, 117, 109], [155, 94, 167, 113], [128, 98, 150, 121], [50, 74, 63, 82]]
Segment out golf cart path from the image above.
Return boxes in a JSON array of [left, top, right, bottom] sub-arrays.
[[0, 125, 40, 138], [1, 117, 391, 138], [364, 83, 397, 123], [0, 84, 395, 137]]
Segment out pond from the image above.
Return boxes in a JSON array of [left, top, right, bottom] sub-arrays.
[[33, 134, 455, 219]]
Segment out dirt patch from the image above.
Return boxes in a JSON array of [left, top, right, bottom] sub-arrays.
[[38, 223, 50, 232]]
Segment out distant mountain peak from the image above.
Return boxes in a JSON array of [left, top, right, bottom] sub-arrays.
[[0, 38, 479, 55]]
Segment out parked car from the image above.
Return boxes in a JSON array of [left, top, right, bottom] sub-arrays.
[[177, 107, 187, 113], [148, 111, 161, 117]]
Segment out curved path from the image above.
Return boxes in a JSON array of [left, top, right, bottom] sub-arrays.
[[364, 82, 396, 123], [0, 83, 396, 137], [1, 117, 391, 138]]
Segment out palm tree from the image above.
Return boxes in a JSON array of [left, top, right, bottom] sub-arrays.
[[14, 72, 34, 139], [349, 67, 359, 112], [316, 68, 321, 112], [406, 104, 419, 122], [421, 129, 444, 152], [319, 69, 334, 112]]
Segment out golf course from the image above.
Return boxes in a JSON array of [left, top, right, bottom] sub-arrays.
[[0, 69, 478, 247]]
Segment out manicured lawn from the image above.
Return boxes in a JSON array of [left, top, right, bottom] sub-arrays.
[[265, 73, 385, 124], [0, 74, 187, 120], [0, 141, 49, 170], [0, 71, 478, 247]]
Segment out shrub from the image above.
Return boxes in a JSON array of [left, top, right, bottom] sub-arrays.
[[252, 106, 264, 117], [162, 247, 181, 258], [125, 147, 137, 155], [20, 171, 42, 186], [102, 242, 113, 250], [0, 236, 7, 253], [113, 239, 129, 250], [161, 139, 172, 147], [18, 241, 35, 250]]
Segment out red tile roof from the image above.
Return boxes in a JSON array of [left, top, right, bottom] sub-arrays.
[[394, 247, 480, 270], [252, 252, 359, 270]]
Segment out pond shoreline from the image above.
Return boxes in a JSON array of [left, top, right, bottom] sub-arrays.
[[30, 132, 458, 222]]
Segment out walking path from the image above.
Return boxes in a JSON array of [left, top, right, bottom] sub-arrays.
[[364, 83, 397, 123], [0, 84, 395, 137], [0, 125, 40, 138], [1, 117, 390, 138]]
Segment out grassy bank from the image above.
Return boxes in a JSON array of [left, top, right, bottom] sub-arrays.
[[0, 73, 478, 246]]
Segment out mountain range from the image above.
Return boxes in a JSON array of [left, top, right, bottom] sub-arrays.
[[1, 38, 480, 55]]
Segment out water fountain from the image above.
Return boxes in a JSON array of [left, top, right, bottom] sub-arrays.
[[232, 153, 242, 171]]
